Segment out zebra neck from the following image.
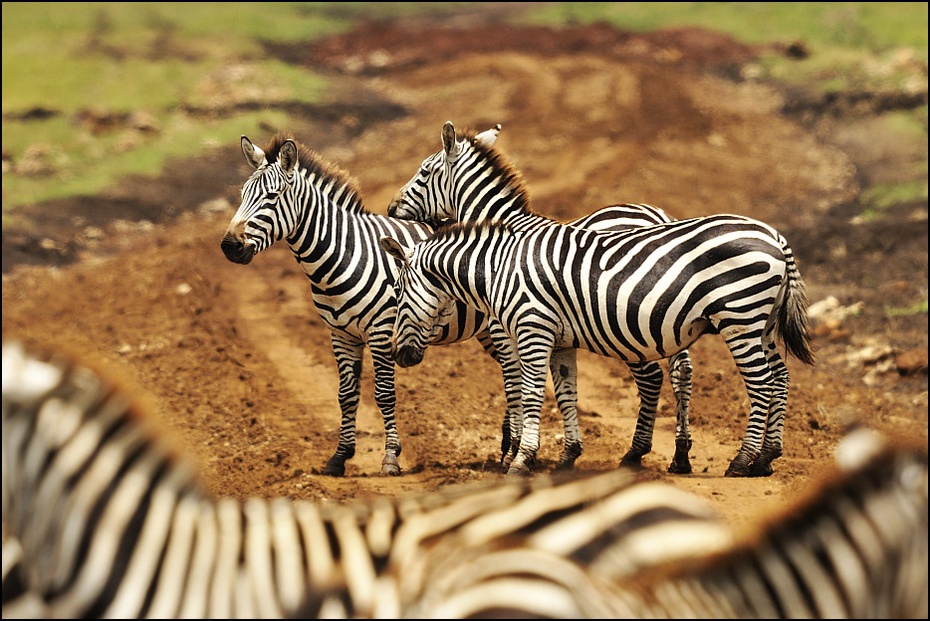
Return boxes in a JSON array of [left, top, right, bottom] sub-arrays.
[[284, 182, 378, 283], [453, 167, 530, 226]]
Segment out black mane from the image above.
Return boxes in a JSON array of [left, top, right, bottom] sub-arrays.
[[262, 133, 369, 213]]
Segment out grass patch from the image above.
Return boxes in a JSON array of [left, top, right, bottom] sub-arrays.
[[3, 2, 927, 216], [886, 299, 929, 317]]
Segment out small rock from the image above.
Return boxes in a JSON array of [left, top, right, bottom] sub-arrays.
[[895, 349, 928, 376]]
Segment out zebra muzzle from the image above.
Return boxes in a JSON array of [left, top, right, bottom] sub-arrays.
[[394, 344, 424, 368], [220, 236, 255, 265]]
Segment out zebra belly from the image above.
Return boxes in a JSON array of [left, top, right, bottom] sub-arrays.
[[554, 311, 709, 362]]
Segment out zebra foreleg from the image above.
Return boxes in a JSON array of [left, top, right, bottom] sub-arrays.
[[549, 348, 583, 471], [667, 351, 694, 475], [619, 361, 663, 470], [323, 339, 365, 477], [481, 323, 524, 472], [372, 345, 402, 476]]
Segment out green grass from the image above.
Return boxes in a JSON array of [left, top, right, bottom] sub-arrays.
[[2, 2, 927, 215], [885, 299, 929, 317]]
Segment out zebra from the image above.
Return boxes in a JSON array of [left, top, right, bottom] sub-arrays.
[[379, 124, 815, 477], [389, 121, 697, 474], [400, 425, 928, 618], [221, 133, 516, 476], [1, 338, 735, 619], [220, 133, 692, 476]]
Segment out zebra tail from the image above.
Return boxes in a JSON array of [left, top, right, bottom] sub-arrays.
[[776, 235, 815, 365]]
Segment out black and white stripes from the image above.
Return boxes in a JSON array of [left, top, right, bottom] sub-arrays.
[[389, 122, 698, 474], [382, 121, 815, 477], [4, 340, 924, 618], [2, 339, 735, 618], [221, 134, 508, 476]]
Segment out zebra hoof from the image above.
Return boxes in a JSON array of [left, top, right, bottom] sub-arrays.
[[667, 459, 692, 475], [554, 442, 583, 471], [619, 454, 644, 470], [381, 454, 401, 476], [724, 461, 751, 477], [506, 462, 533, 477], [748, 457, 775, 477], [322, 461, 346, 477]]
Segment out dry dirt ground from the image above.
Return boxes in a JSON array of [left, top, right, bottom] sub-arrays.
[[3, 17, 928, 533]]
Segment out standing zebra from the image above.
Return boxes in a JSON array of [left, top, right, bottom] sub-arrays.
[[389, 122, 697, 474], [220, 133, 693, 475], [221, 133, 507, 476], [1, 338, 735, 619], [380, 123, 815, 477]]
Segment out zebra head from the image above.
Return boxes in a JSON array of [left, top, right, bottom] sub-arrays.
[[388, 121, 501, 221], [380, 236, 455, 368], [221, 135, 299, 265]]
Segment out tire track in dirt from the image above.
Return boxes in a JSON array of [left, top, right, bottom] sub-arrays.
[[228, 262, 392, 477]]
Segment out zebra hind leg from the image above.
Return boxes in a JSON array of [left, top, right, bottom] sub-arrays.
[[722, 335, 773, 478], [549, 348, 583, 471], [619, 361, 663, 469], [748, 340, 790, 477], [667, 351, 694, 475]]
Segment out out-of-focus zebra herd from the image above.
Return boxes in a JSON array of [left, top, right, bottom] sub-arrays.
[[3, 124, 927, 618]]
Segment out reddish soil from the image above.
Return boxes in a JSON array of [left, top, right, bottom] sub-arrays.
[[3, 17, 927, 532]]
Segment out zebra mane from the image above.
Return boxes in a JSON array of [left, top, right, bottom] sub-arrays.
[[428, 218, 512, 243], [262, 133, 369, 214], [465, 129, 550, 220]]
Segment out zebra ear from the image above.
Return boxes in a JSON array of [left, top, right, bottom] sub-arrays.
[[280, 140, 299, 174], [442, 121, 460, 158], [475, 124, 501, 148], [241, 136, 267, 169], [380, 236, 410, 265]]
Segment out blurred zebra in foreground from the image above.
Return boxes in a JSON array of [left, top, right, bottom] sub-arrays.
[[399, 424, 927, 618], [1, 338, 731, 618], [4, 339, 924, 618], [382, 120, 815, 477]]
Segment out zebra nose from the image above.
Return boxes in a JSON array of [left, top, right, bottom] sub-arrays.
[[220, 235, 253, 265], [387, 201, 398, 218], [393, 344, 424, 368]]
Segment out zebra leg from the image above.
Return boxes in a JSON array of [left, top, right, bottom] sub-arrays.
[[482, 323, 524, 472], [722, 334, 773, 478], [749, 338, 790, 477], [548, 348, 583, 471], [371, 338, 403, 476], [508, 343, 552, 476], [323, 336, 365, 477], [619, 361, 663, 469], [667, 351, 694, 475]]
